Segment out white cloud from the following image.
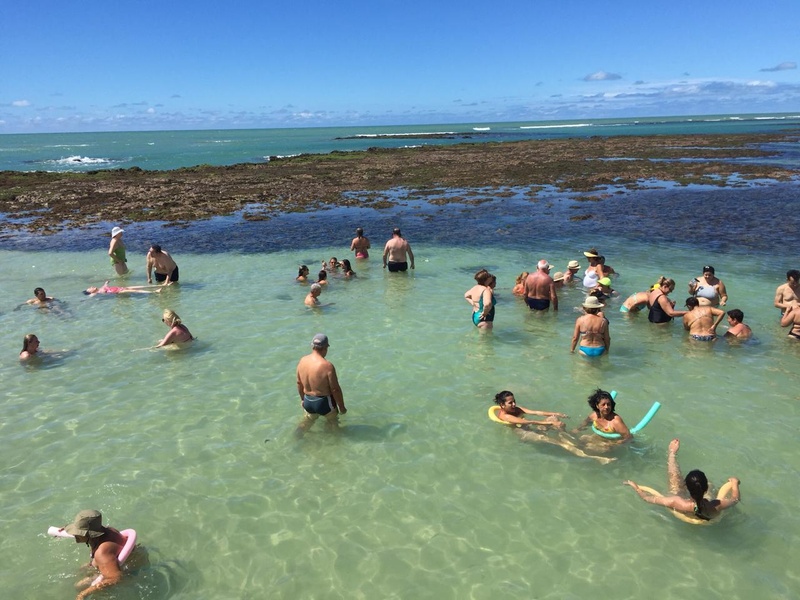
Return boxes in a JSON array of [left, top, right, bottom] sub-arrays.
[[12, 99, 31, 107], [760, 61, 796, 72], [146, 107, 156, 114], [583, 71, 622, 82]]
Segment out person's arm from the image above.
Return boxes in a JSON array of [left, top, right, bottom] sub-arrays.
[[296, 368, 305, 404], [717, 280, 728, 306], [571, 413, 593, 433], [710, 307, 726, 332], [365, 238, 371, 250], [683, 313, 691, 330], [480, 288, 492, 318], [570, 319, 581, 353], [662, 294, 687, 317], [550, 281, 558, 311], [76, 548, 122, 600], [145, 253, 153, 283], [328, 366, 346, 413], [519, 406, 568, 419], [603, 320, 611, 352], [688, 278, 699, 295], [407, 244, 415, 269], [780, 305, 795, 327], [774, 287, 788, 311], [464, 288, 476, 307], [155, 327, 179, 348], [382, 243, 389, 268], [349, 238, 356, 252], [717, 478, 741, 509]]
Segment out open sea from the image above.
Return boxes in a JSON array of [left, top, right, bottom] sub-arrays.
[[1, 115, 800, 599]]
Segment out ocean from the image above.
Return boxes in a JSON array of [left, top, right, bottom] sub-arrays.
[[1, 116, 800, 599]]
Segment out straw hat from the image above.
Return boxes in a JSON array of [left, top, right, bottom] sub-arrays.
[[582, 296, 605, 309]]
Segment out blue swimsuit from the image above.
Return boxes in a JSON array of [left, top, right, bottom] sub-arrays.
[[472, 290, 496, 326]]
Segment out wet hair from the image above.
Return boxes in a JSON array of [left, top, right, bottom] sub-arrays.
[[515, 272, 529, 284], [685, 297, 700, 309], [34, 287, 46, 296], [587, 389, 615, 416], [163, 309, 182, 327], [684, 469, 709, 510], [21, 333, 38, 353], [652, 276, 675, 291], [150, 244, 162, 254], [298, 265, 309, 277], [787, 269, 800, 281], [494, 390, 515, 406], [356, 227, 364, 237], [727, 309, 744, 322], [83, 287, 99, 295], [341, 259, 354, 273], [474, 269, 491, 285], [318, 270, 327, 281]]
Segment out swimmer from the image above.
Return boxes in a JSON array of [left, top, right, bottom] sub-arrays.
[[570, 296, 610, 357], [582, 248, 603, 287], [340, 259, 356, 278], [27, 287, 55, 305], [296, 334, 346, 435], [324, 257, 341, 272], [552, 271, 565, 289], [724, 309, 752, 340], [19, 333, 40, 360], [621, 277, 670, 313], [512, 272, 529, 296], [464, 269, 496, 329], [774, 269, 800, 314], [296, 265, 310, 282], [624, 439, 741, 521], [84, 282, 162, 296], [494, 391, 613, 464], [591, 277, 616, 301], [683, 297, 725, 341], [305, 283, 323, 307], [574, 389, 631, 441], [145, 244, 179, 285], [350, 227, 371, 259], [382, 227, 415, 272], [316, 270, 329, 286], [564, 260, 581, 284], [688, 265, 728, 307], [155, 309, 194, 347], [524, 260, 558, 311], [779, 304, 800, 339], [647, 278, 686, 324], [108, 226, 129, 275]]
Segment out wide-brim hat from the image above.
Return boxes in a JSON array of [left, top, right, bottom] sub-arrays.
[[582, 296, 605, 309], [111, 226, 124, 237], [552, 271, 565, 282], [64, 510, 105, 538]]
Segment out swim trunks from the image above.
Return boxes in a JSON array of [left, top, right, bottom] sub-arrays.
[[619, 305, 630, 313], [302, 394, 334, 416], [155, 266, 180, 283], [690, 334, 716, 342], [579, 345, 606, 357], [387, 261, 408, 272], [525, 297, 550, 311]]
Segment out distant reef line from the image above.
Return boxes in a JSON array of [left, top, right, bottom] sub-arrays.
[[1, 131, 798, 235]]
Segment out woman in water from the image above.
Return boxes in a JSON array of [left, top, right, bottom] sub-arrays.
[[19, 334, 41, 360], [494, 391, 614, 464], [296, 265, 310, 282], [340, 259, 356, 278], [108, 226, 129, 275], [464, 269, 496, 329], [316, 270, 329, 286], [574, 389, 631, 441], [155, 309, 194, 347], [621, 277, 670, 313], [683, 297, 726, 341], [688, 265, 728, 307], [624, 438, 740, 521], [84, 282, 161, 296], [512, 272, 528, 296], [647, 278, 687, 324], [570, 296, 610, 357], [350, 227, 371, 259]]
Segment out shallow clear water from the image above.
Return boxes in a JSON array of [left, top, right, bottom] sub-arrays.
[[2, 234, 799, 599]]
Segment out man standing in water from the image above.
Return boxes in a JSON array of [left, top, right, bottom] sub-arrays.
[[146, 244, 180, 285], [524, 259, 558, 311], [382, 227, 415, 272], [296, 333, 347, 433], [774, 269, 800, 314], [63, 509, 127, 600]]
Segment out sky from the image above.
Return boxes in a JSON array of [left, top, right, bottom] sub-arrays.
[[2, 0, 799, 133]]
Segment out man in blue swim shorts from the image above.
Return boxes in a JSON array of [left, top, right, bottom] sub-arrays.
[[296, 333, 347, 434]]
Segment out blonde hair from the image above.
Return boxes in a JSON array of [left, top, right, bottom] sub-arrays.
[[515, 272, 529, 284], [162, 309, 182, 327], [651, 276, 675, 291]]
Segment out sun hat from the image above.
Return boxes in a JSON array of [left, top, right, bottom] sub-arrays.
[[312, 333, 329, 348], [567, 260, 580, 270], [537, 259, 553, 270], [552, 271, 565, 282], [598, 277, 612, 287], [111, 226, 124, 237], [582, 296, 605, 309], [583, 248, 599, 258], [64, 510, 105, 538]]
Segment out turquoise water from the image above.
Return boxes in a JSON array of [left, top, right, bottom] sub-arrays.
[[1, 112, 800, 172], [2, 235, 799, 598]]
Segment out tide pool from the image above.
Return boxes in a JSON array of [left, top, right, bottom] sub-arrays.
[[2, 231, 798, 599]]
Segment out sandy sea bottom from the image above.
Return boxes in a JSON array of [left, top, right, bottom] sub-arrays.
[[2, 240, 799, 599]]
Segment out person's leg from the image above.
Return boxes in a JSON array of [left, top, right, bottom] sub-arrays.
[[667, 438, 685, 494], [517, 430, 615, 464]]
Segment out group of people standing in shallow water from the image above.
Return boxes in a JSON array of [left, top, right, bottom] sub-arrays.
[[18, 226, 194, 362]]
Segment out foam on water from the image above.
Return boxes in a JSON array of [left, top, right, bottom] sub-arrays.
[[2, 237, 799, 599]]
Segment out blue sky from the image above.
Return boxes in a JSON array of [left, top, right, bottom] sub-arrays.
[[2, 0, 798, 133]]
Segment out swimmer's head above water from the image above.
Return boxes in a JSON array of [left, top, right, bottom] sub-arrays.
[[587, 389, 615, 416]]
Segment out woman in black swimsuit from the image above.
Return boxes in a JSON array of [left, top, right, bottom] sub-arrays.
[[647, 278, 687, 324]]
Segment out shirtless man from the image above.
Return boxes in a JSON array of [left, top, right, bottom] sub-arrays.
[[146, 244, 179, 285], [304, 283, 322, 307], [779, 304, 800, 340], [62, 509, 128, 600], [683, 297, 725, 341], [724, 309, 752, 340], [382, 228, 415, 272], [564, 260, 581, 283], [523, 259, 558, 311], [774, 269, 800, 314], [350, 227, 371, 259], [296, 334, 346, 433], [27, 287, 55, 305]]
